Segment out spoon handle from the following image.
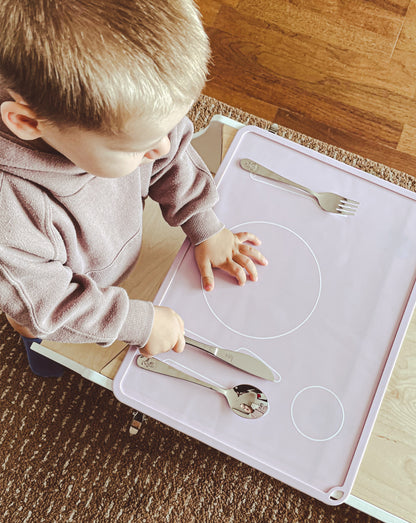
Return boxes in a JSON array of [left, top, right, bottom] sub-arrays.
[[136, 355, 225, 395]]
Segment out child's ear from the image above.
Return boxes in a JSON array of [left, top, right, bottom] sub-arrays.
[[0, 100, 43, 141]]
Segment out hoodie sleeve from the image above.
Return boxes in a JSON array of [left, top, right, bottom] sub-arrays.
[[148, 116, 224, 245], [0, 176, 153, 346], [0, 246, 155, 347]]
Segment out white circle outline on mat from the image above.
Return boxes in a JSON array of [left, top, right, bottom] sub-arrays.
[[290, 385, 345, 442], [202, 221, 322, 340]]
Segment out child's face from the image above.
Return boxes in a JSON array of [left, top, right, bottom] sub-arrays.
[[39, 105, 190, 178]]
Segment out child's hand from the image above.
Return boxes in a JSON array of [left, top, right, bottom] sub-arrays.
[[194, 228, 268, 291], [140, 306, 185, 357]]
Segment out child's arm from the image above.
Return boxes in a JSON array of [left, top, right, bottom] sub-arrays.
[[194, 228, 268, 291], [140, 228, 268, 357], [148, 117, 268, 291], [148, 117, 223, 246]]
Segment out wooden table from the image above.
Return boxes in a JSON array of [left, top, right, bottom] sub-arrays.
[[34, 119, 416, 523]]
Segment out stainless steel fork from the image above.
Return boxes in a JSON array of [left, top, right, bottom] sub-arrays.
[[240, 158, 359, 215]]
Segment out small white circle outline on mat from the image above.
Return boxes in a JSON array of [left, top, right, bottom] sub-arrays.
[[290, 385, 345, 442], [202, 221, 322, 339]]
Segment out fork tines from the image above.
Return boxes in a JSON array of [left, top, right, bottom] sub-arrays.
[[337, 198, 359, 215]]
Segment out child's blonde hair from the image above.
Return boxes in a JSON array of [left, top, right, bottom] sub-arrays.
[[0, 0, 209, 133]]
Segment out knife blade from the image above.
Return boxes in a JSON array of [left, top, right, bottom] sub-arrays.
[[184, 336, 274, 381]]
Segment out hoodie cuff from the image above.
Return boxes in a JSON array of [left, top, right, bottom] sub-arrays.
[[181, 208, 224, 245], [118, 300, 155, 347]]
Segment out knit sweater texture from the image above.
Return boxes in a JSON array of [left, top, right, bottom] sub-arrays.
[[0, 93, 222, 347]]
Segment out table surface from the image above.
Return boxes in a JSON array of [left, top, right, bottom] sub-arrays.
[[41, 125, 416, 523]]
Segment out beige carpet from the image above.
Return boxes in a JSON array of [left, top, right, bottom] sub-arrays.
[[0, 95, 402, 523]]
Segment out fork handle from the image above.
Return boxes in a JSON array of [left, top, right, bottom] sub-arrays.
[[240, 159, 314, 197]]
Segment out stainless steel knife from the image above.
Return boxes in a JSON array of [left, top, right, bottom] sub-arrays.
[[185, 336, 274, 381]]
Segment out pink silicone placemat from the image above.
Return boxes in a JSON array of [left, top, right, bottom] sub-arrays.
[[113, 126, 416, 505]]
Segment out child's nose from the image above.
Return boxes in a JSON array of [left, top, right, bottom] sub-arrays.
[[144, 136, 171, 160]]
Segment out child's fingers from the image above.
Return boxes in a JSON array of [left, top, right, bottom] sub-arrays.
[[234, 231, 262, 245], [220, 259, 247, 286], [173, 314, 185, 352], [175, 311, 185, 334], [173, 334, 185, 353], [239, 243, 268, 266], [233, 253, 258, 282], [196, 257, 215, 291]]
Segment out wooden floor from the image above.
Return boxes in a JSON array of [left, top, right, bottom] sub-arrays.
[[197, 0, 416, 177]]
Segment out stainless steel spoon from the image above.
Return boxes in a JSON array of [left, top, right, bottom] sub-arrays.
[[136, 355, 269, 419]]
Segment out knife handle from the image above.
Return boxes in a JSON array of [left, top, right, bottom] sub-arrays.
[[185, 336, 238, 363], [184, 336, 274, 381], [185, 336, 220, 356]]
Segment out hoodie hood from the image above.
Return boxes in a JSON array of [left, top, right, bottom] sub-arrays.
[[0, 90, 94, 196]]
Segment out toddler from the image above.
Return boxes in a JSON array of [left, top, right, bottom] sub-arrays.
[[0, 0, 267, 377]]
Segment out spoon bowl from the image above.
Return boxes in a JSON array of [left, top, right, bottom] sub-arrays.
[[136, 355, 269, 419]]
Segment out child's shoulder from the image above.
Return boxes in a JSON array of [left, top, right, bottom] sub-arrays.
[[0, 168, 56, 258]]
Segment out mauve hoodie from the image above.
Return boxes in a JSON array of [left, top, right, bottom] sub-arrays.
[[0, 92, 223, 347]]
